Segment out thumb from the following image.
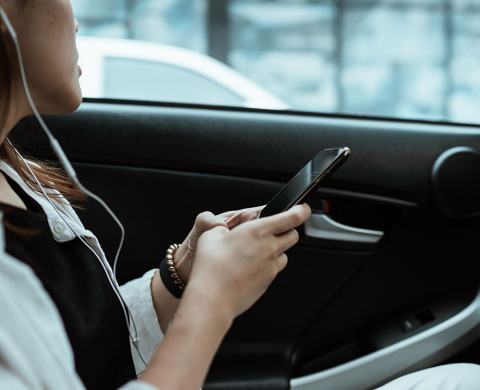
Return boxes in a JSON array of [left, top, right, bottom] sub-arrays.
[[194, 211, 228, 235], [189, 212, 229, 253]]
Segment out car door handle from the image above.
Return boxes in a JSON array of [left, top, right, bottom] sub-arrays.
[[304, 214, 384, 244]]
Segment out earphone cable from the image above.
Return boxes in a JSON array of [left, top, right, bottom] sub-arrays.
[[0, 7, 148, 367], [9, 141, 148, 367]]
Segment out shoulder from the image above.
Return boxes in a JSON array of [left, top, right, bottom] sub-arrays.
[[0, 159, 86, 235], [0, 213, 84, 389]]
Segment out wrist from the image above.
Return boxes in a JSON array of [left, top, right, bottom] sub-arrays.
[[171, 237, 191, 281], [159, 244, 186, 299], [181, 280, 235, 329], [141, 282, 232, 390], [174, 251, 191, 283]]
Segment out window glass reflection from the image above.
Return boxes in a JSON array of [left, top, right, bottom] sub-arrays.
[[72, 0, 480, 125]]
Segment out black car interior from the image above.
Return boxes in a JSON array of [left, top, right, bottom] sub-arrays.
[[12, 99, 480, 389]]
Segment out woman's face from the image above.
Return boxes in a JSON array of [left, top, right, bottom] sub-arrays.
[[2, 0, 82, 117]]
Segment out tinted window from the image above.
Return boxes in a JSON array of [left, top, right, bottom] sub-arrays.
[[72, 0, 480, 125]]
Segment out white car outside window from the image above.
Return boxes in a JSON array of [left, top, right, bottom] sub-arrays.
[[76, 37, 289, 110]]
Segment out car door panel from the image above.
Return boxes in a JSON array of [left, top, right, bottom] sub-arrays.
[[16, 101, 480, 201], [11, 101, 480, 389], [63, 163, 372, 387]]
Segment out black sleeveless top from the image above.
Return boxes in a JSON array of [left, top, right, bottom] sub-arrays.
[[0, 177, 137, 390]]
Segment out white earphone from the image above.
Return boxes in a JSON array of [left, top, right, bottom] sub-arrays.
[[0, 6, 148, 366]]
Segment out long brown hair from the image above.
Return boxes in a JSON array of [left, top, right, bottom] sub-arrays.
[[0, 7, 86, 208]]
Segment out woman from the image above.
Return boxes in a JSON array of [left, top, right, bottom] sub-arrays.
[[0, 1, 479, 390], [0, 1, 310, 389]]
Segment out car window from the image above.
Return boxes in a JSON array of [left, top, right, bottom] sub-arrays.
[[104, 57, 245, 106], [72, 0, 480, 125]]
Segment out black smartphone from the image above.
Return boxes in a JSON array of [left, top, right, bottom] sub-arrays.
[[258, 147, 351, 218]]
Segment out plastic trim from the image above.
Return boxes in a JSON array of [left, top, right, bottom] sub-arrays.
[[304, 214, 384, 244], [291, 288, 480, 390], [81, 98, 480, 129]]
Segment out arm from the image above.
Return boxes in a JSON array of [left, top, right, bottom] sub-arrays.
[[139, 204, 311, 390], [0, 204, 310, 390], [140, 287, 232, 389], [120, 270, 164, 373], [120, 207, 263, 371], [125, 249, 226, 380], [0, 366, 158, 390]]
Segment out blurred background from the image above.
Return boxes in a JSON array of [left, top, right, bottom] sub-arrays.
[[71, 0, 480, 125]]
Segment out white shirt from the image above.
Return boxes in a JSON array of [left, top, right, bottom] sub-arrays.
[[0, 161, 162, 390]]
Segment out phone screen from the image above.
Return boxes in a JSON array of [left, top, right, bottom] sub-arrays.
[[259, 148, 348, 218]]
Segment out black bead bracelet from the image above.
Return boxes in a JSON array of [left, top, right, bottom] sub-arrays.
[[159, 244, 185, 299]]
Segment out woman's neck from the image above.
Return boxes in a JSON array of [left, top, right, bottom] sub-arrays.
[[1, 82, 33, 144]]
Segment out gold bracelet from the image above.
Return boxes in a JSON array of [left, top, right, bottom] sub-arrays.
[[166, 244, 186, 290]]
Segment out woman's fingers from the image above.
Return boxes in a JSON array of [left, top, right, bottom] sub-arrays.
[[276, 253, 288, 273], [194, 211, 228, 235], [223, 206, 265, 229], [188, 212, 228, 253], [219, 205, 264, 219], [239, 205, 264, 221], [224, 211, 242, 227], [275, 228, 300, 255], [259, 203, 312, 236], [218, 209, 240, 219]]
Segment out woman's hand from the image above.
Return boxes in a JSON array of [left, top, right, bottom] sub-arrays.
[[150, 206, 263, 332], [174, 206, 264, 282], [141, 204, 311, 390], [185, 203, 311, 319]]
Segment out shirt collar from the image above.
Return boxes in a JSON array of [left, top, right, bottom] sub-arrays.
[[0, 160, 95, 243]]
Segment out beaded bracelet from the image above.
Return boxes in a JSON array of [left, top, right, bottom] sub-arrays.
[[159, 244, 185, 299]]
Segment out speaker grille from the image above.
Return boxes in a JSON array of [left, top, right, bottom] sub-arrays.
[[432, 147, 480, 219]]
